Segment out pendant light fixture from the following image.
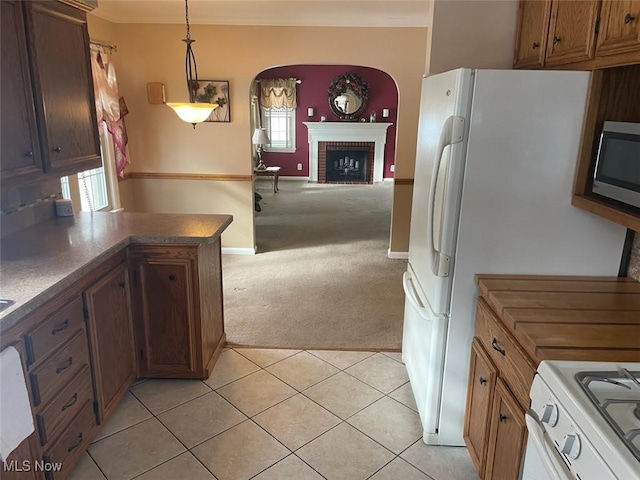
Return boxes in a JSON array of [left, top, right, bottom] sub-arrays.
[[167, 0, 218, 128]]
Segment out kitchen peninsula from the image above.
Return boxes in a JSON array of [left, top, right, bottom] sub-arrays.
[[0, 211, 232, 480]]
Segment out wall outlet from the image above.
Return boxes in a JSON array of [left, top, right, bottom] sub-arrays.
[[390, 164, 395, 172], [297, 163, 303, 171]]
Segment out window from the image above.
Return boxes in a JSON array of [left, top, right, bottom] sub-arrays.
[[60, 121, 120, 212], [60, 166, 109, 212], [262, 107, 296, 152], [257, 78, 298, 153]]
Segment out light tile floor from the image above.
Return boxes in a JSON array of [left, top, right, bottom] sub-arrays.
[[69, 348, 479, 480]]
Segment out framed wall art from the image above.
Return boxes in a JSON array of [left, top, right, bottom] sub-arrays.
[[194, 80, 230, 122]]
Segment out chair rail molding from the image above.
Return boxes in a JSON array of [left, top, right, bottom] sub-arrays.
[[303, 122, 392, 183]]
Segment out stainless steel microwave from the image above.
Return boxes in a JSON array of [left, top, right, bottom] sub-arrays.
[[592, 121, 640, 209]]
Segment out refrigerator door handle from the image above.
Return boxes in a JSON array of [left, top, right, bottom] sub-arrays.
[[427, 116, 465, 277], [402, 272, 430, 320]]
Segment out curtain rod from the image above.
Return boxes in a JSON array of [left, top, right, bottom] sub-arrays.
[[256, 78, 302, 84], [90, 39, 117, 52]]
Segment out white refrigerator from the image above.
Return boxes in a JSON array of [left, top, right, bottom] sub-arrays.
[[402, 68, 628, 446]]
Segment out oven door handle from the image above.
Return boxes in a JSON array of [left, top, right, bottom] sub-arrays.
[[525, 410, 572, 480]]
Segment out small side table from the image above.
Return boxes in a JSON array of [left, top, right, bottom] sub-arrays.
[[254, 166, 280, 193]]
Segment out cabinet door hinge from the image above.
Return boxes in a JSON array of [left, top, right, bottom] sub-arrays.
[[93, 400, 99, 417], [83, 306, 89, 321], [132, 270, 138, 283], [594, 18, 600, 34]]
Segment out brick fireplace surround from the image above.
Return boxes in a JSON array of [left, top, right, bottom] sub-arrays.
[[319, 142, 374, 184], [303, 122, 392, 183]]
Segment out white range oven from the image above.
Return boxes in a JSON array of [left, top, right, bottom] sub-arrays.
[[522, 360, 640, 480]]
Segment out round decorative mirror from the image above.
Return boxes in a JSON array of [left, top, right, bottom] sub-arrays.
[[327, 73, 369, 120]]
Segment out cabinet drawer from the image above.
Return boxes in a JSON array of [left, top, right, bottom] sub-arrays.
[[475, 299, 536, 409], [25, 296, 84, 366], [30, 331, 89, 407], [42, 401, 96, 480], [36, 365, 93, 446]]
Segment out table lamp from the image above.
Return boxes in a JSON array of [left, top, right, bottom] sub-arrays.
[[252, 128, 270, 170]]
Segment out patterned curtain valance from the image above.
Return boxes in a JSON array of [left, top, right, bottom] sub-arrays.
[[259, 78, 297, 109]]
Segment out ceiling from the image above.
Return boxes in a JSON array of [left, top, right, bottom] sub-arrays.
[[92, 0, 430, 27]]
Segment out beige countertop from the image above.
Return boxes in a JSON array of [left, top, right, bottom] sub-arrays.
[[0, 211, 233, 333]]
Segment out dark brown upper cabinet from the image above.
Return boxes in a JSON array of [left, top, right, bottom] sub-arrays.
[[1, 1, 101, 187], [1, 1, 44, 185]]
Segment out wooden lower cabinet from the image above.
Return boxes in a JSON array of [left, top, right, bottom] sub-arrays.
[[484, 379, 527, 480], [465, 298, 534, 480], [1, 236, 228, 478], [128, 241, 226, 379], [0, 435, 40, 480], [463, 338, 498, 475], [84, 262, 136, 423]]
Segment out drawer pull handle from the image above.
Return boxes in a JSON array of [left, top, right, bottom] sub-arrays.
[[625, 13, 635, 24], [61, 393, 78, 412], [119, 281, 126, 289], [56, 357, 73, 374], [479, 377, 487, 385], [532, 42, 539, 49], [491, 338, 506, 356], [51, 319, 69, 335], [66, 433, 83, 453], [553, 36, 561, 44], [499, 413, 508, 423], [53, 146, 62, 153]]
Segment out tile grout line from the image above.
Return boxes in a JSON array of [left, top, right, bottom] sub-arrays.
[[81, 348, 436, 480], [231, 357, 410, 478]]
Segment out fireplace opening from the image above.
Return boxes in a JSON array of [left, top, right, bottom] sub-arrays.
[[318, 141, 374, 184], [326, 150, 368, 182]]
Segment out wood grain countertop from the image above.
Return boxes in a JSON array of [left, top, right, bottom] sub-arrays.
[[475, 274, 640, 364]]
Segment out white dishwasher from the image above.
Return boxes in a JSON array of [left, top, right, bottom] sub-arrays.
[[521, 360, 640, 480]]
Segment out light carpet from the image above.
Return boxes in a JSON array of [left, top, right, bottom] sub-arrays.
[[222, 180, 407, 351]]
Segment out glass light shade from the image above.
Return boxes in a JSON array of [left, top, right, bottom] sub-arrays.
[[167, 102, 218, 125]]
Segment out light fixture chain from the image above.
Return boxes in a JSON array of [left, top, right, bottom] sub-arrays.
[[184, 0, 190, 40]]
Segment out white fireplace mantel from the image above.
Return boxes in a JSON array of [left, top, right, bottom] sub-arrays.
[[303, 122, 392, 183]]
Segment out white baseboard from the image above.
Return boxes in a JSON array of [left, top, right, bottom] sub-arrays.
[[278, 176, 310, 181], [387, 250, 408, 259], [222, 247, 256, 255]]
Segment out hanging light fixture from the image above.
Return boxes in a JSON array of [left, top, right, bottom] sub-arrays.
[[166, 0, 218, 128]]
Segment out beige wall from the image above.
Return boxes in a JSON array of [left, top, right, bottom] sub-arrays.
[[88, 4, 519, 253], [426, 0, 519, 75], [87, 18, 428, 250], [387, 0, 519, 252]]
